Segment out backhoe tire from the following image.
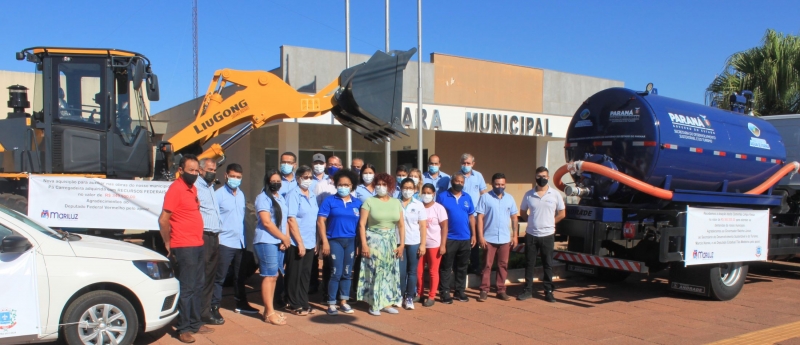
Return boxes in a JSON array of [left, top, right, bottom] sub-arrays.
[[709, 262, 748, 301], [0, 193, 28, 214]]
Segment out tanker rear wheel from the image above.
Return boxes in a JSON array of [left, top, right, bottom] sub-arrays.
[[0, 193, 28, 214], [709, 262, 748, 301]]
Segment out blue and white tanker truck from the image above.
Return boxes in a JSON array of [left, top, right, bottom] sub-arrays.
[[553, 85, 800, 300]]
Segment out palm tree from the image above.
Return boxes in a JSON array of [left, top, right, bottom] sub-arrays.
[[706, 29, 800, 115]]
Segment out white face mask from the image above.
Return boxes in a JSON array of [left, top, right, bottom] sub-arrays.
[[375, 185, 388, 197], [411, 177, 419, 185], [313, 164, 325, 175], [362, 173, 374, 184], [299, 179, 313, 190], [402, 190, 415, 200], [420, 194, 434, 203]]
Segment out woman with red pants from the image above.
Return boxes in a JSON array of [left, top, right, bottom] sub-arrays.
[[416, 183, 449, 307]]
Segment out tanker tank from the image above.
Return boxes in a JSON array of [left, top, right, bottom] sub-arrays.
[[564, 87, 787, 204]]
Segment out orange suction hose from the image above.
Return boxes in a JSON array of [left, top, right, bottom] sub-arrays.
[[553, 161, 800, 201]]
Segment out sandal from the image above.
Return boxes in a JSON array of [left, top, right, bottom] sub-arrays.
[[264, 312, 287, 325], [306, 307, 316, 315], [290, 308, 309, 316]]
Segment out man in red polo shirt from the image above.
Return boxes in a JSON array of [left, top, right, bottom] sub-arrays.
[[158, 154, 215, 343]]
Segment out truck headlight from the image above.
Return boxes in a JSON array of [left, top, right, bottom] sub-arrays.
[[133, 260, 174, 280]]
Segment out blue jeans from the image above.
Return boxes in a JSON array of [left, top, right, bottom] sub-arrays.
[[399, 244, 420, 298], [327, 237, 355, 305], [212, 245, 246, 306], [254, 243, 285, 277]]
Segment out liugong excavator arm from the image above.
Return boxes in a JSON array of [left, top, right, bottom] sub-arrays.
[[157, 48, 416, 178]]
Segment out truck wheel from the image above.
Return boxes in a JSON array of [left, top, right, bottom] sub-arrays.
[[62, 290, 139, 345], [709, 262, 748, 301], [0, 193, 28, 214]]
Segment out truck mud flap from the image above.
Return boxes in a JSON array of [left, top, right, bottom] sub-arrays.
[[332, 48, 416, 143], [554, 250, 649, 274]]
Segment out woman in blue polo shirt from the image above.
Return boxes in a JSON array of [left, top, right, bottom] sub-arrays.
[[317, 169, 362, 316], [254, 169, 291, 326], [285, 165, 318, 316], [355, 163, 377, 202]]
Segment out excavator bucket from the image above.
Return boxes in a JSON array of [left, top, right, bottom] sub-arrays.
[[332, 48, 417, 143]]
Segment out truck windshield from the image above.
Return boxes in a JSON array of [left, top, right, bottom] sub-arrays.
[[0, 206, 62, 240]]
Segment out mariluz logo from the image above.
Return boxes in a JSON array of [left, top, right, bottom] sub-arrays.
[[40, 210, 79, 221], [692, 249, 714, 260], [193, 100, 250, 134]]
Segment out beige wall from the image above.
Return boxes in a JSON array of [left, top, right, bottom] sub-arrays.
[[1, 71, 36, 119], [431, 54, 543, 113]]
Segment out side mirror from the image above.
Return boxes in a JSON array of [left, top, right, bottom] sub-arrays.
[[1, 235, 31, 253], [146, 74, 160, 101], [131, 61, 146, 91]]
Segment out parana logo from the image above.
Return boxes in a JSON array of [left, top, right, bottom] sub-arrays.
[[748, 123, 761, 137], [40, 210, 79, 221], [668, 112, 712, 130], [580, 109, 591, 120]]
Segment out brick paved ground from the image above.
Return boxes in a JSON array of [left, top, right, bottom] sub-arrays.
[[108, 260, 800, 344]]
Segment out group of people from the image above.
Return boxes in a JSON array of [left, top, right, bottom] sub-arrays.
[[158, 151, 565, 343]]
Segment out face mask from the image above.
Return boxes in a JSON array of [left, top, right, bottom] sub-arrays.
[[536, 177, 549, 187], [280, 163, 294, 175], [362, 173, 374, 184], [313, 164, 325, 175], [182, 171, 199, 186], [452, 184, 464, 192], [420, 194, 434, 203], [328, 166, 340, 176], [299, 179, 312, 190], [396, 176, 406, 186], [202, 171, 216, 184], [337, 186, 350, 197], [412, 177, 419, 186], [268, 182, 282, 192], [428, 165, 439, 174], [461, 165, 472, 174], [493, 187, 505, 195], [227, 177, 241, 189], [375, 185, 388, 197], [353, 168, 361, 176], [402, 190, 415, 200]]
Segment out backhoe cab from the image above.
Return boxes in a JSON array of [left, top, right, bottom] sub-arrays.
[[0, 47, 160, 188]]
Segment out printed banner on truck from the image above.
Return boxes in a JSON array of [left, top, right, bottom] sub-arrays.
[[0, 250, 41, 340], [685, 206, 769, 266], [28, 176, 171, 230]]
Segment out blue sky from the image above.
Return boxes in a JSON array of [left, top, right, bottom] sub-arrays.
[[2, 0, 798, 114]]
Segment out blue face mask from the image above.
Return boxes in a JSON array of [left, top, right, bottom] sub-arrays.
[[492, 187, 504, 195], [337, 186, 350, 197], [461, 165, 472, 174], [428, 165, 439, 174], [280, 163, 294, 175], [396, 176, 406, 186], [227, 177, 242, 189], [328, 166, 340, 176]]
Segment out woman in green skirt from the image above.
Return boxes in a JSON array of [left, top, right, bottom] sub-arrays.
[[357, 172, 406, 316]]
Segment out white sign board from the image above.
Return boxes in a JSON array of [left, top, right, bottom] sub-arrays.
[[28, 176, 171, 230], [0, 250, 41, 340], [685, 206, 769, 265]]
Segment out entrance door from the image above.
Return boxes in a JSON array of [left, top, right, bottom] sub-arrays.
[[396, 149, 428, 171]]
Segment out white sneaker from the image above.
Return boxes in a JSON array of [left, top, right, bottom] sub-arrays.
[[404, 297, 415, 310], [381, 307, 400, 314]]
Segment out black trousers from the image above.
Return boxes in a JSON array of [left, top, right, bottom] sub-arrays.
[[439, 239, 471, 299], [310, 251, 321, 290], [469, 246, 481, 273], [524, 234, 555, 292], [212, 245, 247, 307], [201, 232, 219, 319], [173, 246, 205, 334], [284, 245, 315, 310]]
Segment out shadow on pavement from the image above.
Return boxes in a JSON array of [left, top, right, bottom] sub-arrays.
[[307, 314, 423, 345]]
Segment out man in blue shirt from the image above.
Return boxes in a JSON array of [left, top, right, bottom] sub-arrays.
[[310, 153, 328, 194], [436, 172, 476, 304], [279, 152, 298, 197], [212, 163, 258, 318], [455, 153, 488, 274], [476, 173, 519, 302], [195, 158, 224, 325], [423, 154, 450, 194]]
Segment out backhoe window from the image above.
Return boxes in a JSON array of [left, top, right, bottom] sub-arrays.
[[56, 62, 103, 128], [114, 72, 147, 144]]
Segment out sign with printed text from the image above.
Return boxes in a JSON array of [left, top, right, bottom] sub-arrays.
[[28, 176, 171, 230], [0, 250, 41, 339], [685, 206, 769, 266]]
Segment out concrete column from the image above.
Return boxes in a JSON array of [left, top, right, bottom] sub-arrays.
[[278, 122, 300, 158], [535, 136, 550, 170]]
